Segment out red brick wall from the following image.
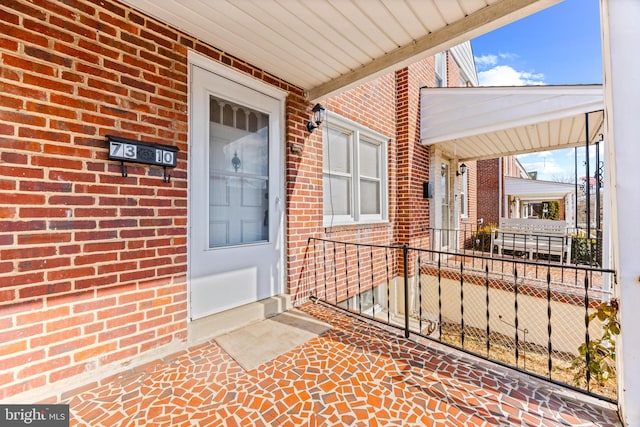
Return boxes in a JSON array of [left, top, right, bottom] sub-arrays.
[[395, 59, 437, 248], [287, 53, 473, 299], [0, 0, 302, 399], [476, 156, 527, 226], [0, 0, 471, 398], [476, 158, 500, 226], [286, 74, 398, 303]]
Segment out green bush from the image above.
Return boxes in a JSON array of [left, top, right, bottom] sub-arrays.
[[548, 200, 560, 220], [573, 298, 619, 388], [571, 234, 598, 265], [472, 224, 496, 252], [540, 200, 560, 219]]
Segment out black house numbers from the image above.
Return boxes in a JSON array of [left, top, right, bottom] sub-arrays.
[[107, 135, 178, 183]]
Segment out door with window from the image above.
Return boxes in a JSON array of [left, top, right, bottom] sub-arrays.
[[189, 63, 284, 320]]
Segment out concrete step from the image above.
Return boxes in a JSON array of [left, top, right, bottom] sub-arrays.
[[187, 294, 292, 345]]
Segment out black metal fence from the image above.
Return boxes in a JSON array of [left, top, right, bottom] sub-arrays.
[[301, 237, 617, 403]]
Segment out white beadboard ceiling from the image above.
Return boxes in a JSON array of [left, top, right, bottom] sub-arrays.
[[420, 85, 604, 161], [118, 0, 561, 100]]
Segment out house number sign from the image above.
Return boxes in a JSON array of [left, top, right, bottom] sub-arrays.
[[107, 135, 178, 182]]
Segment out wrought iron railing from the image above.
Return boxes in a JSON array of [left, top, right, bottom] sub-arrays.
[[300, 237, 617, 403]]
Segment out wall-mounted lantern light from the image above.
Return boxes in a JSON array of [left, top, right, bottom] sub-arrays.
[[232, 151, 241, 171], [306, 103, 326, 133], [456, 163, 467, 176]]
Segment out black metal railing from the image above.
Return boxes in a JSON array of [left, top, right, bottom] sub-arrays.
[[301, 237, 617, 403]]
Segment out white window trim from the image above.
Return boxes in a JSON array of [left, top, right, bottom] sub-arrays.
[[435, 52, 447, 87], [188, 50, 287, 101], [323, 112, 389, 227]]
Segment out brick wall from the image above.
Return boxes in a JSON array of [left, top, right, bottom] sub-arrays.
[[286, 74, 398, 303], [0, 0, 302, 399], [477, 156, 530, 226], [476, 158, 500, 227], [0, 0, 471, 399], [287, 53, 473, 299], [395, 59, 437, 248], [286, 52, 472, 297]]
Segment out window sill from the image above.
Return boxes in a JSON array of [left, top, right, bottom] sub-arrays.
[[323, 219, 390, 232]]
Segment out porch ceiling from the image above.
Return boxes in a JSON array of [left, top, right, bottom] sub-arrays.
[[118, 0, 561, 100], [420, 85, 604, 161]]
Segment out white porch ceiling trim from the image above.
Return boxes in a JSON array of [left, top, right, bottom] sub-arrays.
[[119, 0, 561, 100], [420, 85, 604, 161]]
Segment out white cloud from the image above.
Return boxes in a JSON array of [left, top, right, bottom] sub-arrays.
[[478, 65, 545, 86], [475, 52, 519, 71], [518, 158, 567, 181], [518, 152, 546, 161], [499, 52, 519, 61], [518, 149, 585, 181], [474, 54, 498, 69]]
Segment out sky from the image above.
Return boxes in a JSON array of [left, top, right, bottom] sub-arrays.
[[471, 0, 603, 182]]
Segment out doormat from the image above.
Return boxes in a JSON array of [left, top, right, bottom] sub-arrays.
[[215, 308, 331, 371]]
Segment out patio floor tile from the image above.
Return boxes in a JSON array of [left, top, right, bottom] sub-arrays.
[[57, 302, 619, 426]]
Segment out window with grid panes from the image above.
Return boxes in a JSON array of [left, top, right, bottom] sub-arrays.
[[323, 113, 388, 226]]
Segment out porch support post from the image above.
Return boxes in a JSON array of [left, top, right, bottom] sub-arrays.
[[574, 147, 578, 228], [601, 0, 640, 424], [585, 113, 591, 239]]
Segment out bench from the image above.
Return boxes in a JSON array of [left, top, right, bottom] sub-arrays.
[[491, 218, 572, 263]]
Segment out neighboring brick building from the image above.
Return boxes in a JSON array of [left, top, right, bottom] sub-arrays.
[[0, 0, 477, 399], [476, 158, 501, 227], [476, 156, 528, 227]]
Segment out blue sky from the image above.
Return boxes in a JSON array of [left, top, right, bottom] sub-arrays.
[[471, 0, 603, 182]]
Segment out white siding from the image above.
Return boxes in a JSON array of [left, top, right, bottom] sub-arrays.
[[450, 41, 479, 86]]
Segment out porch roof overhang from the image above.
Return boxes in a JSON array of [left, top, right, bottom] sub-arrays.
[[420, 85, 605, 161], [504, 176, 574, 201], [119, 0, 561, 100]]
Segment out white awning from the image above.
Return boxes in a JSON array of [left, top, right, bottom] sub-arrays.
[[504, 176, 574, 201], [420, 85, 604, 161], [119, 0, 560, 100]]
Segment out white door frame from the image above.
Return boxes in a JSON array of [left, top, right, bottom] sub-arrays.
[[429, 148, 459, 252], [186, 51, 287, 321]]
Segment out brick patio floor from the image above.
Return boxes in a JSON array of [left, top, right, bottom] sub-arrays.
[[54, 302, 620, 426]]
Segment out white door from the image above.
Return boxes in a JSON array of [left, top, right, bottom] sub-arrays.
[[440, 162, 451, 249], [189, 64, 284, 320]]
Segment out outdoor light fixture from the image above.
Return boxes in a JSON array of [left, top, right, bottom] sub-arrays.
[[232, 151, 241, 171], [306, 103, 326, 133], [457, 163, 467, 176]]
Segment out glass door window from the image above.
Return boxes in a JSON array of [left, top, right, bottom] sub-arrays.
[[208, 96, 269, 248]]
